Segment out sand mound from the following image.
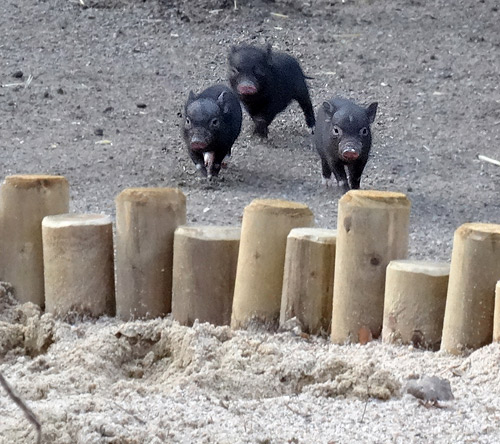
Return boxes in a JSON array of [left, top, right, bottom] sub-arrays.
[[1, 288, 399, 402], [2, 289, 500, 443], [0, 283, 55, 358]]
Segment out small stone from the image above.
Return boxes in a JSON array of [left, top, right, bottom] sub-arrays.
[[406, 376, 454, 402], [136, 103, 147, 109], [278, 317, 304, 334], [94, 128, 104, 136], [12, 70, 23, 79]]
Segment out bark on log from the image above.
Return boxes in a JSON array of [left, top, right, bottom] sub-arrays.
[[441, 223, 500, 354], [115, 188, 186, 320], [43, 214, 115, 318], [0, 175, 69, 306], [280, 227, 337, 334], [231, 199, 314, 329], [172, 226, 240, 326], [493, 281, 500, 343], [382, 260, 450, 350], [331, 190, 411, 344]]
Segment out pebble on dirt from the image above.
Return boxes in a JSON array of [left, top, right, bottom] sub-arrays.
[[405, 375, 454, 402]]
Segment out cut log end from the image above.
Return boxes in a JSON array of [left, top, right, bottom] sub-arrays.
[[287, 227, 337, 244], [175, 225, 241, 241], [116, 187, 187, 205], [246, 198, 314, 217], [387, 259, 450, 276], [4, 174, 68, 189], [42, 213, 112, 228], [341, 189, 411, 208]]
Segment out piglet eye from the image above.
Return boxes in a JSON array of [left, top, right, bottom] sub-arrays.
[[332, 125, 341, 136], [360, 127, 369, 136], [231, 67, 239, 75], [210, 118, 220, 127], [254, 66, 265, 76], [185, 117, 191, 126]]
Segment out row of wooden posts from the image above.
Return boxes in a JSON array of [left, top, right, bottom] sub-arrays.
[[1, 175, 500, 355]]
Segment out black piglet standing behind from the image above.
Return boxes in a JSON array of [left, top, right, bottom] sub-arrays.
[[314, 97, 378, 192], [182, 84, 242, 180], [228, 44, 315, 138]]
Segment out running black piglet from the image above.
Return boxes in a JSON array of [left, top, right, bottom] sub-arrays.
[[182, 84, 242, 179], [228, 44, 315, 138], [314, 97, 378, 192]]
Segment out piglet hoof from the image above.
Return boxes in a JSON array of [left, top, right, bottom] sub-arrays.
[[196, 163, 208, 177], [321, 177, 333, 188], [253, 120, 269, 138], [337, 180, 351, 193], [254, 128, 268, 139], [213, 164, 222, 175]]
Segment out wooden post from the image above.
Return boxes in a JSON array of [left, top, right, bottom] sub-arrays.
[[493, 281, 500, 343], [172, 226, 240, 326], [331, 190, 411, 344], [231, 199, 314, 329], [441, 223, 500, 354], [280, 228, 337, 334], [382, 260, 450, 350], [115, 188, 186, 320], [0, 175, 69, 306], [42, 214, 115, 318]]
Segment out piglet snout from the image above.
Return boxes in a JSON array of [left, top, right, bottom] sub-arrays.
[[341, 149, 360, 161], [190, 140, 208, 151], [237, 81, 258, 96]]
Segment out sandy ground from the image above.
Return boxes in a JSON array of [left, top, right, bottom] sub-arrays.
[[1, 286, 500, 444], [1, 0, 500, 442]]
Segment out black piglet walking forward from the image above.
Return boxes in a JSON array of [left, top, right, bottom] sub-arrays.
[[228, 44, 315, 138], [182, 84, 242, 179], [314, 97, 378, 192]]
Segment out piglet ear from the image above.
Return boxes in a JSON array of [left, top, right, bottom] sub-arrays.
[[366, 102, 378, 124], [229, 46, 237, 61], [265, 43, 273, 63], [322, 101, 335, 117], [187, 91, 196, 104], [217, 91, 229, 113]]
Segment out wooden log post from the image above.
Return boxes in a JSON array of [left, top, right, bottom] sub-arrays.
[[382, 260, 450, 350], [331, 190, 411, 344], [172, 226, 240, 326], [441, 223, 500, 354], [42, 214, 115, 318], [280, 228, 337, 334], [493, 281, 500, 343], [115, 188, 186, 320], [0, 175, 69, 306], [231, 199, 314, 329]]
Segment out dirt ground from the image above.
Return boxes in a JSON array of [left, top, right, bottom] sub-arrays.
[[1, 0, 499, 260], [1, 0, 500, 443]]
